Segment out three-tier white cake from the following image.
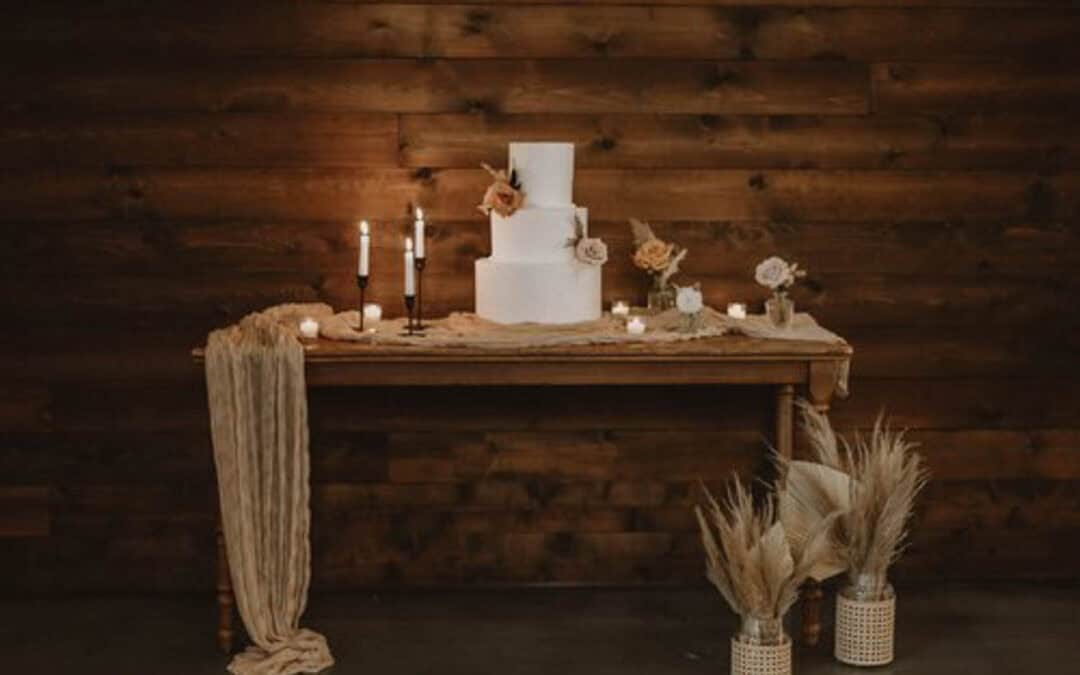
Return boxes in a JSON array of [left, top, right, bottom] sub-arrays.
[[475, 143, 602, 324]]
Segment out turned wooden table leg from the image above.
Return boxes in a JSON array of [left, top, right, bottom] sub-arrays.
[[801, 580, 825, 647], [216, 515, 234, 654], [777, 382, 825, 645], [799, 360, 843, 647], [775, 384, 794, 462]]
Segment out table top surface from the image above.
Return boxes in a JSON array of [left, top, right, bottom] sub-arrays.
[[193, 334, 851, 364]]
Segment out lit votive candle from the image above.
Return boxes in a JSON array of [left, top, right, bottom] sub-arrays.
[[727, 302, 747, 320], [611, 300, 630, 318], [299, 317, 319, 339], [363, 303, 383, 323], [627, 316, 646, 336]]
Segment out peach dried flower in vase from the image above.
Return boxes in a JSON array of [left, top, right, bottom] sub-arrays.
[[633, 238, 675, 273]]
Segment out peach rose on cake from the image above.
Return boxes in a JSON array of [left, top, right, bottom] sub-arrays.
[[477, 163, 524, 218], [633, 238, 675, 273]]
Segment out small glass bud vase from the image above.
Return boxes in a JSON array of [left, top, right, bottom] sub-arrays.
[[835, 574, 897, 667], [731, 616, 791, 675], [680, 311, 705, 333], [765, 292, 794, 330], [646, 279, 676, 313]]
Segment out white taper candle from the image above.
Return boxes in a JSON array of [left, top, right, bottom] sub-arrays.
[[414, 207, 426, 259], [358, 220, 370, 277], [404, 237, 416, 296]]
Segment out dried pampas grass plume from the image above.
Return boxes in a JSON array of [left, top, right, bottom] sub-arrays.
[[778, 403, 928, 595], [695, 475, 837, 621], [797, 399, 843, 471], [845, 412, 928, 591]]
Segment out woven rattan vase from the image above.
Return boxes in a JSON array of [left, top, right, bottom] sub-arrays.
[[835, 580, 896, 666], [731, 617, 792, 675]]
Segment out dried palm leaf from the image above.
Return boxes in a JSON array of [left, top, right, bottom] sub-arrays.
[[778, 461, 850, 581], [629, 218, 655, 247]]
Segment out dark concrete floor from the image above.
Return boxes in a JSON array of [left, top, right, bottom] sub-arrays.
[[4, 585, 1078, 674]]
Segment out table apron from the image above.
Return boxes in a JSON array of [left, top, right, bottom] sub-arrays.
[[304, 359, 814, 387]]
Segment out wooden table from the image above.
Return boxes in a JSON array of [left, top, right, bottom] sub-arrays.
[[195, 334, 852, 653]]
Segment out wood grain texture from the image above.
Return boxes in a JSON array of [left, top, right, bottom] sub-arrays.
[[3, 168, 1075, 223], [873, 62, 1080, 113], [0, 113, 401, 169], [400, 113, 1080, 170], [4, 0, 1079, 589], [0, 486, 51, 537], [5, 59, 868, 115], [7, 5, 1078, 62], [6, 219, 1077, 283]]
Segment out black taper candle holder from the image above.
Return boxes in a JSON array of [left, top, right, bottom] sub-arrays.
[[401, 294, 421, 336], [414, 256, 427, 329], [357, 274, 369, 332]]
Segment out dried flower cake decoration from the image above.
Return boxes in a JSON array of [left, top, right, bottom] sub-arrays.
[[478, 163, 525, 218]]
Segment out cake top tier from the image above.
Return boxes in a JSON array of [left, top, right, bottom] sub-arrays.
[[509, 142, 574, 208]]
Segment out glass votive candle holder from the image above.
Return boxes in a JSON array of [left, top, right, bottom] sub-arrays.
[[363, 303, 383, 323], [611, 300, 631, 318], [627, 316, 646, 336], [299, 317, 319, 339], [726, 302, 747, 320]]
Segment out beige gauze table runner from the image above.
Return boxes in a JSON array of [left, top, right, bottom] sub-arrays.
[[316, 304, 851, 395], [205, 306, 334, 675]]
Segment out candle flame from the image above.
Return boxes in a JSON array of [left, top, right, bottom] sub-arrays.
[[359, 220, 369, 235], [415, 206, 424, 221], [405, 237, 413, 251]]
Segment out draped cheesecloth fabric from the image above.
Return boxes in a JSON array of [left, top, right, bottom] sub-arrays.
[[201, 301, 846, 674], [205, 305, 334, 675]]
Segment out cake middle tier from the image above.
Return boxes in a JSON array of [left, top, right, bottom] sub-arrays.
[[491, 206, 587, 263]]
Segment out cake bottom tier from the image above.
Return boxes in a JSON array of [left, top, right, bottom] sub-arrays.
[[475, 257, 602, 324]]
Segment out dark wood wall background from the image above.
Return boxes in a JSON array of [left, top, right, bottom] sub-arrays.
[[3, 0, 1079, 592]]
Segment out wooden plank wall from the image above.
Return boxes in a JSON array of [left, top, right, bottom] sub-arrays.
[[2, 0, 1079, 591]]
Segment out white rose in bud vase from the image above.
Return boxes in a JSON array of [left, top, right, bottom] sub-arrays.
[[755, 256, 806, 330], [575, 237, 608, 266], [755, 256, 794, 290], [676, 284, 704, 315]]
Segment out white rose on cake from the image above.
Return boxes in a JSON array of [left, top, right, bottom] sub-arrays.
[[676, 285, 704, 314], [755, 256, 801, 290], [575, 237, 608, 266]]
